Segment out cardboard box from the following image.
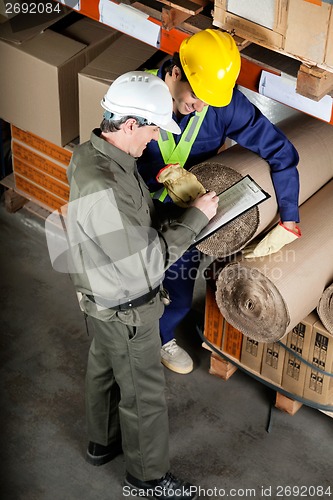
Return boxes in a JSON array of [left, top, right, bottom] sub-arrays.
[[13, 157, 70, 201], [78, 35, 158, 143], [213, 0, 333, 72], [303, 320, 333, 406], [11, 125, 73, 212], [260, 339, 286, 386], [12, 141, 69, 184], [0, 12, 120, 146], [222, 320, 243, 361], [11, 125, 73, 165], [0, 0, 21, 19], [204, 283, 224, 349], [240, 337, 264, 374], [281, 312, 318, 397], [15, 174, 67, 212]]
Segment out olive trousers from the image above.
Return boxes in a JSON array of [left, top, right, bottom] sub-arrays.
[[85, 315, 170, 481]]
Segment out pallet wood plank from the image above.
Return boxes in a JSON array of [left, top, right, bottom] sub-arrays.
[[157, 0, 205, 15], [296, 64, 333, 101], [275, 392, 303, 416], [24, 200, 52, 221], [209, 352, 238, 381], [4, 188, 27, 213], [162, 6, 192, 30], [0, 172, 15, 190]]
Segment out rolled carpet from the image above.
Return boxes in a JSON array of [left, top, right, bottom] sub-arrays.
[[190, 114, 333, 257], [215, 180, 333, 342], [317, 284, 333, 335]]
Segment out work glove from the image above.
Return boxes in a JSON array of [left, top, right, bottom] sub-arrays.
[[243, 221, 301, 258], [156, 163, 206, 208]]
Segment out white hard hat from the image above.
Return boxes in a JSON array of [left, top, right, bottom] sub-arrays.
[[101, 71, 180, 134]]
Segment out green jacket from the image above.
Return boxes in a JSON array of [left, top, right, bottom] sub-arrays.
[[66, 129, 208, 324]]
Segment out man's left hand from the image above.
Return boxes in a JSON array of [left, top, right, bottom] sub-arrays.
[[243, 221, 301, 258], [156, 164, 206, 208]]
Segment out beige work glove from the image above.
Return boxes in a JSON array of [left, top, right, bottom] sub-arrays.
[[243, 222, 301, 258], [156, 163, 206, 208]]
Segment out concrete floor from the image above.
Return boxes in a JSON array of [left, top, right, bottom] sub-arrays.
[[0, 198, 332, 500]]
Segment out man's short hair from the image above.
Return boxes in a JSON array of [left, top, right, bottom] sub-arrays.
[[100, 115, 149, 133], [164, 52, 188, 82]]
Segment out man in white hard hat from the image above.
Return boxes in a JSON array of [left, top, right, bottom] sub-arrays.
[[66, 71, 218, 499]]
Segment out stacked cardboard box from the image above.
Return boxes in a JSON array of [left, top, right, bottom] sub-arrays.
[[78, 34, 161, 143], [240, 337, 264, 374], [0, 10, 120, 146], [213, 0, 333, 72], [11, 125, 73, 212], [261, 340, 286, 386], [204, 282, 243, 361], [204, 283, 224, 349], [281, 313, 317, 397], [223, 320, 243, 361], [204, 284, 333, 406], [303, 320, 333, 405]]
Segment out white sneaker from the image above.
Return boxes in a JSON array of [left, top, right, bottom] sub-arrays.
[[161, 339, 193, 374]]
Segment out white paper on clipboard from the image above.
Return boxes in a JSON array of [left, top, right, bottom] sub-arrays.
[[99, 0, 160, 48], [193, 175, 270, 245]]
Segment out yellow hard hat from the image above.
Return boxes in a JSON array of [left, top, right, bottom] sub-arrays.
[[179, 29, 241, 107]]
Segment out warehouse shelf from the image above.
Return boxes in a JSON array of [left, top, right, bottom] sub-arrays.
[[53, 0, 333, 124]]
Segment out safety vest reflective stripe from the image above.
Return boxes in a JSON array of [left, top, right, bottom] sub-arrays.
[[145, 68, 209, 202]]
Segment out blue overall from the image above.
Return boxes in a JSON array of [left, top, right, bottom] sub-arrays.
[[137, 62, 300, 345]]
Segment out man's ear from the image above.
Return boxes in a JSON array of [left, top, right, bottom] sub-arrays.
[[172, 65, 182, 81], [123, 118, 138, 133]]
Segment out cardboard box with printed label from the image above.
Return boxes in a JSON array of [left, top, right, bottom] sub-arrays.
[[222, 320, 243, 361], [78, 35, 163, 143], [303, 320, 333, 406], [11, 125, 74, 212], [240, 337, 264, 374], [204, 283, 224, 349], [281, 312, 318, 397], [260, 338, 286, 386], [0, 9, 120, 146]]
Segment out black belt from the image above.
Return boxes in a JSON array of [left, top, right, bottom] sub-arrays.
[[86, 285, 161, 311]]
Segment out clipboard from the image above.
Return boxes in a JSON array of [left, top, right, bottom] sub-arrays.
[[192, 175, 271, 246]]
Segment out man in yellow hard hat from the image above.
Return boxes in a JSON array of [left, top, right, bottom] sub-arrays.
[[137, 29, 300, 374]]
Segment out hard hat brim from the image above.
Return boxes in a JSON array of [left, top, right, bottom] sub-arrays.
[[202, 87, 233, 107], [159, 118, 181, 135]]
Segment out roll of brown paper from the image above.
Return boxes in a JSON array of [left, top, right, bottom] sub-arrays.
[[215, 180, 333, 342], [191, 114, 333, 257], [317, 283, 333, 335]]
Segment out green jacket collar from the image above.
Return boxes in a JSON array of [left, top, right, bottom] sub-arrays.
[[90, 128, 137, 174]]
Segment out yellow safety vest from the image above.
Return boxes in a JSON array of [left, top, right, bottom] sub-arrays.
[[146, 68, 209, 202]]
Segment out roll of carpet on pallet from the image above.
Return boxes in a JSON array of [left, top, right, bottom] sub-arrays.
[[215, 179, 333, 342], [190, 114, 333, 257], [317, 283, 333, 335]]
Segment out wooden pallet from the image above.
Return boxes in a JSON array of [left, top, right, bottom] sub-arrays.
[[238, 38, 333, 101], [0, 173, 52, 220], [296, 64, 333, 101], [209, 351, 238, 380], [132, 0, 210, 31], [275, 392, 303, 416], [205, 347, 333, 418], [1, 173, 27, 213]]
